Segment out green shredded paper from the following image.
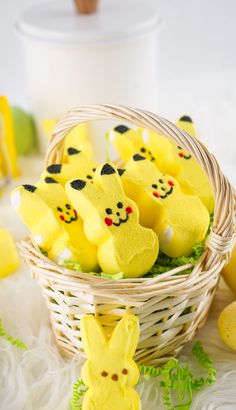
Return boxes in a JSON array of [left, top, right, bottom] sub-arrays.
[[0, 318, 28, 350], [71, 341, 216, 410]]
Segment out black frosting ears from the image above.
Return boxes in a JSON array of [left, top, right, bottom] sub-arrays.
[[67, 147, 81, 156], [23, 184, 37, 193], [114, 125, 129, 134], [44, 177, 58, 184], [133, 154, 146, 161], [101, 163, 116, 175], [70, 179, 86, 191], [47, 164, 62, 174], [179, 115, 192, 123], [118, 168, 125, 176]]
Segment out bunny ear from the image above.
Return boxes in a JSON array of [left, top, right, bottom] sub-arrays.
[[65, 178, 100, 218], [94, 163, 123, 194], [176, 115, 196, 138], [125, 154, 158, 183], [63, 123, 93, 161], [80, 316, 107, 358], [66, 148, 90, 168], [11, 185, 63, 249], [109, 315, 140, 358], [45, 163, 80, 186], [110, 125, 143, 162]]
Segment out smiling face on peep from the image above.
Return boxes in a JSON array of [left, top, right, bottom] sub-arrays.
[[176, 145, 192, 160], [150, 176, 175, 199], [56, 202, 78, 224], [104, 200, 133, 227], [138, 146, 156, 162]]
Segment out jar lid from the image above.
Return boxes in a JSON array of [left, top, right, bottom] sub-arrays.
[[16, 0, 160, 44]]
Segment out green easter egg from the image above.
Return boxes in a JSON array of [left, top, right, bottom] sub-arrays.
[[11, 106, 37, 155]]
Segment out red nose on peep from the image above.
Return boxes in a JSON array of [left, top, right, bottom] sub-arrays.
[[178, 152, 184, 157], [74, 209, 77, 215], [168, 180, 174, 187], [60, 215, 65, 221], [105, 217, 113, 226], [126, 206, 132, 214], [153, 191, 160, 198]]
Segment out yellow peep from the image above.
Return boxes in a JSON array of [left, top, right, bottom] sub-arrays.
[[11, 177, 98, 272], [144, 116, 215, 213], [66, 163, 159, 277], [45, 150, 97, 186], [121, 155, 209, 257], [80, 314, 141, 410]]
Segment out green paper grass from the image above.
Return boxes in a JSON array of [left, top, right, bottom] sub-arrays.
[[71, 341, 216, 410], [71, 379, 87, 410], [0, 318, 27, 350], [139, 341, 216, 410]]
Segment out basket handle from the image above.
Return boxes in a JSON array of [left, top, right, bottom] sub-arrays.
[[46, 104, 235, 253]]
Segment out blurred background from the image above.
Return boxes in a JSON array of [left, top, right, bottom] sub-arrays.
[[1, 0, 236, 179]]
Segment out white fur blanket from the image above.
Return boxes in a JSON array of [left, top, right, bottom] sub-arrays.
[[0, 159, 236, 410]]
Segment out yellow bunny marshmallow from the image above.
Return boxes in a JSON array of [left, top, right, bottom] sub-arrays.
[[45, 151, 97, 186], [121, 155, 209, 257], [81, 314, 141, 410], [11, 178, 98, 272], [66, 163, 158, 277]]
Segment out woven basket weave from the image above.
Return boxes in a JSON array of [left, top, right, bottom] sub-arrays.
[[20, 104, 235, 366]]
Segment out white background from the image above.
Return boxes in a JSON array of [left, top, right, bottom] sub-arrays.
[[0, 0, 236, 177]]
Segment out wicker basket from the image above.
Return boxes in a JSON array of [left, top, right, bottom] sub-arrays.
[[20, 105, 235, 366]]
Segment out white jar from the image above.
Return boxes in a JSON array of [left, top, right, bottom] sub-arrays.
[[16, 0, 161, 158]]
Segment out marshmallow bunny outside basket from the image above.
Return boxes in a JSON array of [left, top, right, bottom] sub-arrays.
[[20, 104, 235, 366]]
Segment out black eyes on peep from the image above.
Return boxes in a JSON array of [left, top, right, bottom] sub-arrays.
[[57, 207, 63, 212], [117, 202, 123, 209], [152, 184, 157, 189], [177, 145, 182, 149], [159, 179, 164, 184], [65, 204, 71, 210], [106, 208, 112, 215], [140, 147, 146, 153], [86, 175, 93, 180], [92, 168, 96, 172]]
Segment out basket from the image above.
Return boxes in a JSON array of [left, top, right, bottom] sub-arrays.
[[20, 104, 235, 366]]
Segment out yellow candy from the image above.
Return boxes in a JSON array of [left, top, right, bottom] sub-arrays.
[[173, 115, 215, 214], [81, 314, 141, 410], [110, 124, 178, 176], [11, 179, 98, 272], [122, 155, 209, 257], [0, 229, 19, 278], [141, 128, 180, 176], [0, 96, 19, 179], [111, 117, 215, 214], [45, 151, 97, 186], [221, 244, 236, 295], [42, 118, 92, 161], [109, 125, 145, 162], [66, 163, 159, 277], [63, 123, 93, 162], [218, 301, 236, 351]]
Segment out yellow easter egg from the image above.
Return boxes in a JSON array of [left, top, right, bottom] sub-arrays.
[[218, 301, 236, 351], [222, 245, 236, 295], [0, 229, 19, 278]]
